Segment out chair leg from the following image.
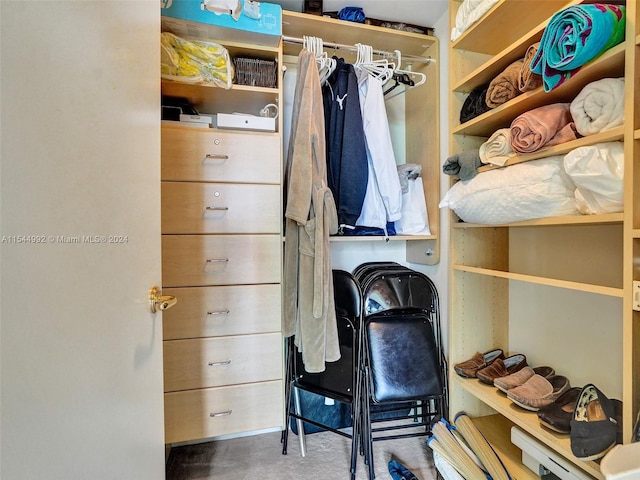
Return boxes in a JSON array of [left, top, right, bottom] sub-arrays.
[[292, 386, 307, 457], [281, 338, 294, 454]]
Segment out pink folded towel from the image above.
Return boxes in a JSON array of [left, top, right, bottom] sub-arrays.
[[510, 103, 578, 153]]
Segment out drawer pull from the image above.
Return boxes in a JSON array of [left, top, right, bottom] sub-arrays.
[[208, 360, 232, 366], [206, 258, 229, 263], [207, 309, 230, 316], [209, 410, 232, 418], [204, 154, 229, 160], [205, 206, 229, 211]]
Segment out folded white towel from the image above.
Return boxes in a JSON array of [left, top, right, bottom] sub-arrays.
[[479, 128, 515, 166], [570, 77, 624, 136], [451, 0, 500, 41]]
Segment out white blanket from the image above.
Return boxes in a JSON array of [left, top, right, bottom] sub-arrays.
[[563, 141, 624, 214], [479, 128, 515, 166], [570, 77, 624, 136], [451, 0, 500, 41]]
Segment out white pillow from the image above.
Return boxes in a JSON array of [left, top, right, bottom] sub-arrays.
[[439, 156, 578, 224]]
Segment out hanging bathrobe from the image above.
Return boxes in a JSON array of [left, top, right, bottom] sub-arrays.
[[322, 57, 369, 230], [355, 70, 403, 230], [283, 49, 340, 373]]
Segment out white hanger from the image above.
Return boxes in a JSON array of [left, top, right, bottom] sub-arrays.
[[385, 49, 426, 101], [354, 43, 394, 84]]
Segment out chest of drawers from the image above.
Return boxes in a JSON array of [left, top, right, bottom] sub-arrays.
[[161, 125, 283, 444]]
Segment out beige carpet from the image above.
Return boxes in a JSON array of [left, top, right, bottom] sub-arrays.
[[166, 426, 438, 480]]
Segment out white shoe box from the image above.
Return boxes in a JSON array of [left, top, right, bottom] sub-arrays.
[[216, 113, 276, 132]]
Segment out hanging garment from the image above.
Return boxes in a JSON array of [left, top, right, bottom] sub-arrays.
[[354, 70, 403, 231], [283, 49, 340, 373], [322, 57, 368, 230]]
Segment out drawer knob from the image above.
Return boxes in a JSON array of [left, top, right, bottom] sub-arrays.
[[204, 153, 228, 160], [205, 206, 229, 211], [207, 309, 230, 316], [208, 360, 231, 366], [210, 410, 232, 418]]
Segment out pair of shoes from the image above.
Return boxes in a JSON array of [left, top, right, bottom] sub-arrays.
[[494, 365, 555, 393], [507, 375, 571, 411], [477, 353, 527, 385], [537, 386, 582, 434], [571, 384, 621, 461], [454, 348, 504, 378]]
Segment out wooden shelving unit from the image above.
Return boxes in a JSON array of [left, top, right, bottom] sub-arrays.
[[447, 0, 636, 478]]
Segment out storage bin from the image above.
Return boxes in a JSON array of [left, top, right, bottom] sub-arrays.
[[600, 443, 640, 480]]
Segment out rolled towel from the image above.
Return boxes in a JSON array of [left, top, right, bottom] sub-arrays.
[[479, 128, 514, 166], [511, 103, 578, 153], [460, 83, 492, 124], [486, 59, 524, 108], [519, 42, 543, 92], [443, 149, 483, 181], [530, 4, 626, 92], [570, 77, 625, 136]]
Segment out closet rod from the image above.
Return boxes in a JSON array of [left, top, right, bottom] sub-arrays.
[[282, 35, 434, 65]]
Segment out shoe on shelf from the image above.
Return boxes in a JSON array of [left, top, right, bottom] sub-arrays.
[[453, 348, 504, 378], [476, 353, 527, 385], [507, 374, 570, 411], [494, 365, 555, 393], [570, 384, 620, 461], [537, 386, 582, 434]]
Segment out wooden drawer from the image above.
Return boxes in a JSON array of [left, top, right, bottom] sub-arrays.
[[163, 333, 283, 392], [161, 182, 281, 234], [162, 234, 281, 287], [164, 380, 283, 444], [161, 127, 281, 184], [162, 285, 281, 340]]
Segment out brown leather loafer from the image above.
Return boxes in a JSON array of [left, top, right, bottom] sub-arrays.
[[477, 353, 527, 385], [453, 348, 504, 378]]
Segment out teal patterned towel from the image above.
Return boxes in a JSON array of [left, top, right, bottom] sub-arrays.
[[530, 4, 625, 92]]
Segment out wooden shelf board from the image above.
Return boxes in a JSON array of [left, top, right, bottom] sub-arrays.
[[452, 265, 623, 297], [451, 0, 574, 55], [633, 229, 640, 239], [451, 213, 623, 228], [452, 43, 626, 137], [329, 234, 436, 242], [282, 10, 436, 58], [453, 376, 604, 479], [476, 127, 624, 172]]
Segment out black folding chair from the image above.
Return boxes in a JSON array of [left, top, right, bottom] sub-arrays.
[[281, 270, 363, 480]]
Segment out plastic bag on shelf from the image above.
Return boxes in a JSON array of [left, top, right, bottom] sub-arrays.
[[161, 32, 233, 89]]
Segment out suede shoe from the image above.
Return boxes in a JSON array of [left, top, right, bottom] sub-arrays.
[[453, 349, 504, 378], [570, 384, 620, 461], [537, 386, 581, 434], [476, 353, 527, 385], [507, 374, 570, 411], [494, 365, 555, 393]]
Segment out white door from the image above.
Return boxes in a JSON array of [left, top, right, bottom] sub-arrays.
[[1, 2, 164, 479]]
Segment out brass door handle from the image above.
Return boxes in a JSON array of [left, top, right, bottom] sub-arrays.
[[148, 286, 177, 313]]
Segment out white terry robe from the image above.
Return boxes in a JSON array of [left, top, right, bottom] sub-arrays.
[[355, 71, 403, 230]]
